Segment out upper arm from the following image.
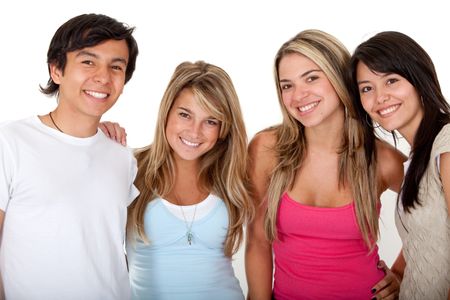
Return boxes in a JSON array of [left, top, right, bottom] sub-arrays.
[[246, 131, 277, 241], [246, 131, 276, 298], [376, 140, 407, 194], [439, 152, 450, 216], [0, 209, 4, 232]]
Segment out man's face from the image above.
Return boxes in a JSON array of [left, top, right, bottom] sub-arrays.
[[50, 39, 129, 120]]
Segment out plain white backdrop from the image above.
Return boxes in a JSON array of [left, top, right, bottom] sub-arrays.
[[1, 0, 448, 294]]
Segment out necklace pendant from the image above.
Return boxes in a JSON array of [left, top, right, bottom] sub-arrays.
[[187, 231, 193, 245]]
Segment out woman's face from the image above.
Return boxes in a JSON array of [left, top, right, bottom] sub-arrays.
[[356, 61, 423, 141], [278, 53, 344, 129], [165, 88, 221, 163]]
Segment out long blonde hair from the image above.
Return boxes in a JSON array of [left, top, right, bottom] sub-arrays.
[[130, 61, 253, 256], [265, 30, 378, 247]]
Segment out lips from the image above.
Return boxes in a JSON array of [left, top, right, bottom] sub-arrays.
[[84, 90, 109, 99], [180, 137, 200, 147], [378, 104, 400, 116], [298, 101, 319, 113]]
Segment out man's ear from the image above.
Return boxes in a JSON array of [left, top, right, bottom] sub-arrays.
[[50, 64, 63, 84]]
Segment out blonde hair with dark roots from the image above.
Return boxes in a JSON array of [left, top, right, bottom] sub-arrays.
[[265, 30, 379, 247], [129, 61, 254, 256]]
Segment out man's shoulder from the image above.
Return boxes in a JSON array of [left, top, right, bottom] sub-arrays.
[[0, 117, 35, 137], [97, 131, 135, 157]]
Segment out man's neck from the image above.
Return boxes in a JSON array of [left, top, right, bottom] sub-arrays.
[[40, 109, 100, 138]]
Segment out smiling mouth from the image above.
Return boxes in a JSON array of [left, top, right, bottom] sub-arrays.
[[298, 101, 319, 112], [180, 137, 200, 147], [85, 90, 109, 99], [378, 104, 400, 116]]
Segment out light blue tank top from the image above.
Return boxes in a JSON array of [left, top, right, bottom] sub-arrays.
[[126, 195, 244, 300]]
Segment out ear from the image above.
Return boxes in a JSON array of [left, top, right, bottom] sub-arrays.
[[49, 64, 63, 84]]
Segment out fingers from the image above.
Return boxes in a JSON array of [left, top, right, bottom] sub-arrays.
[[378, 260, 388, 271], [99, 121, 128, 146], [371, 261, 400, 300]]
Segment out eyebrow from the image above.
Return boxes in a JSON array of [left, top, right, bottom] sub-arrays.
[[177, 106, 217, 119], [76, 50, 128, 65], [357, 72, 394, 85], [279, 69, 322, 83]]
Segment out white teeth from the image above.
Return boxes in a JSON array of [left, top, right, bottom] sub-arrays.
[[379, 105, 400, 116], [181, 138, 200, 147], [299, 101, 319, 112], [85, 90, 108, 99]]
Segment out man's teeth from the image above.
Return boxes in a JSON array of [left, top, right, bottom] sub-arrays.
[[299, 101, 319, 112], [86, 90, 108, 99]]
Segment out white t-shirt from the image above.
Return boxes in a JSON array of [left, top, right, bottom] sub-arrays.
[[0, 116, 139, 300]]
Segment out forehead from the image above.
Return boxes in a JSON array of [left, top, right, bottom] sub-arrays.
[[172, 88, 217, 117], [278, 53, 319, 76], [69, 39, 129, 63], [356, 61, 386, 80]]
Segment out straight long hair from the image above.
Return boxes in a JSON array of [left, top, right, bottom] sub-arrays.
[[129, 61, 254, 256], [350, 31, 450, 212], [265, 30, 378, 247]]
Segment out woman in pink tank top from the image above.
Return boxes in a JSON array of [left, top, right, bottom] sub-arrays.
[[245, 30, 406, 300]]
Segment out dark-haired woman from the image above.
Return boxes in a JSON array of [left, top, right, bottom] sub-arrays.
[[350, 31, 450, 300]]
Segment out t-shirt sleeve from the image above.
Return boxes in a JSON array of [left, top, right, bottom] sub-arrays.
[[0, 131, 14, 211], [433, 124, 450, 174], [127, 150, 140, 206]]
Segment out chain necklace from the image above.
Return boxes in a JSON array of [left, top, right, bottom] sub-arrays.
[[179, 203, 198, 245], [49, 111, 64, 133]]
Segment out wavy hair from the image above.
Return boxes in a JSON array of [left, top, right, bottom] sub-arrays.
[[129, 61, 253, 256], [265, 30, 378, 247]]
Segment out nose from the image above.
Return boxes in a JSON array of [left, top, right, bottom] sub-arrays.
[[293, 86, 308, 101], [93, 66, 111, 85], [376, 90, 390, 104], [188, 121, 202, 138]]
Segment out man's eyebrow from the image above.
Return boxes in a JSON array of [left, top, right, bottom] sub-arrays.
[[76, 50, 128, 65]]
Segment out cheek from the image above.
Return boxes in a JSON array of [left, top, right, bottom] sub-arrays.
[[281, 92, 291, 107], [208, 128, 220, 144], [360, 96, 373, 113]]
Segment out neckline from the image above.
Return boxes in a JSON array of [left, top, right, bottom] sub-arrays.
[[32, 115, 101, 145], [158, 195, 221, 224], [283, 192, 354, 210], [162, 193, 213, 208]]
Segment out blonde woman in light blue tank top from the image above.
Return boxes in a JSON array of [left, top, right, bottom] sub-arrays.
[[126, 61, 254, 299]]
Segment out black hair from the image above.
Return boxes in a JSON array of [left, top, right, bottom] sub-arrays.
[[349, 31, 450, 212], [40, 13, 138, 96]]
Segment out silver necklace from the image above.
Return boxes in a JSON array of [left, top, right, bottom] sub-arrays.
[[178, 202, 198, 245]]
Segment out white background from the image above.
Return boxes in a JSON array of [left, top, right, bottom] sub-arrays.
[[1, 0, 448, 294]]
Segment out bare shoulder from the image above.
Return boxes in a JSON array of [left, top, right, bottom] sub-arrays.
[[375, 139, 407, 193], [248, 129, 278, 168], [375, 139, 406, 165]]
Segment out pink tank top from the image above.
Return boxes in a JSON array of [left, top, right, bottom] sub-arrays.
[[273, 193, 384, 300]]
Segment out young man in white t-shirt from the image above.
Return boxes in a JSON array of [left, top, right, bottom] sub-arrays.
[[0, 13, 139, 299]]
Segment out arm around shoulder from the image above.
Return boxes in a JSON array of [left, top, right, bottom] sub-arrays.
[[245, 131, 277, 300]]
